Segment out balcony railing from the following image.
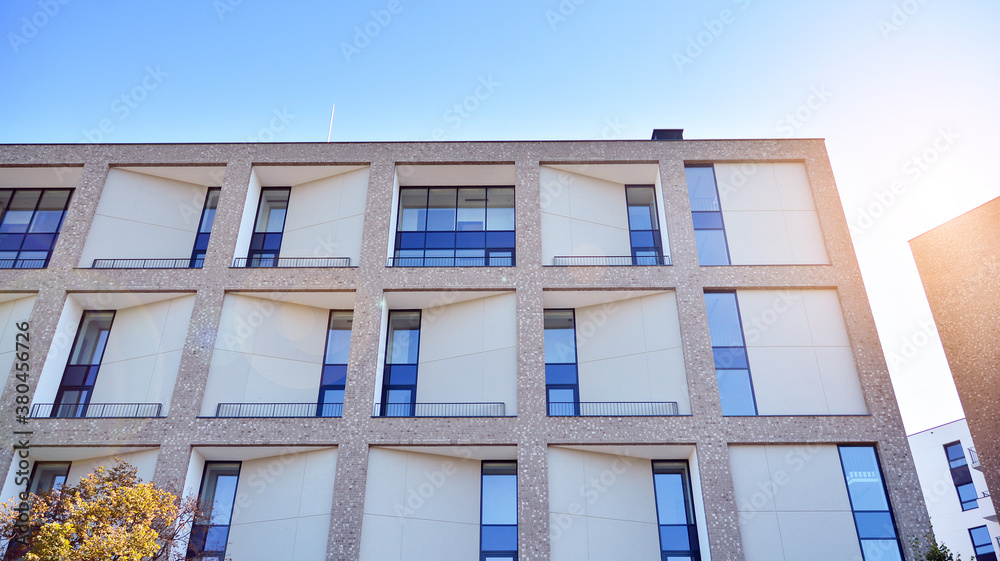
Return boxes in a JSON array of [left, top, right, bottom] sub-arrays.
[[547, 401, 680, 417], [92, 258, 202, 269], [386, 257, 514, 267], [215, 402, 343, 418], [372, 402, 507, 417], [30, 402, 163, 418], [0, 259, 47, 269], [232, 257, 351, 268], [969, 447, 981, 470], [552, 255, 671, 266]]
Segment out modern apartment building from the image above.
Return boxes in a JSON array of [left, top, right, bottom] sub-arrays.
[[908, 418, 998, 560], [911, 197, 1000, 518], [0, 134, 929, 560]]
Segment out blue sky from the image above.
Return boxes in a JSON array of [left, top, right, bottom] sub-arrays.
[[2, 0, 998, 432]]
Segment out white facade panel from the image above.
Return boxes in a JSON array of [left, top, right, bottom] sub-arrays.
[[737, 290, 866, 415], [280, 168, 369, 264], [539, 166, 633, 264], [715, 162, 828, 265], [0, 296, 36, 401], [226, 448, 337, 561], [360, 448, 482, 561], [729, 444, 863, 561], [201, 294, 327, 415], [79, 169, 207, 266], [548, 447, 662, 561], [574, 293, 690, 414]]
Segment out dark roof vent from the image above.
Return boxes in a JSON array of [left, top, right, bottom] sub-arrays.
[[651, 129, 684, 140]]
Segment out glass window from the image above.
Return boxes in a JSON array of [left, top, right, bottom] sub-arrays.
[[839, 446, 904, 561], [68, 311, 115, 366], [543, 310, 576, 364], [704, 293, 744, 348], [481, 461, 517, 559], [685, 165, 730, 266], [253, 188, 289, 233], [54, 311, 115, 418], [944, 441, 978, 510], [652, 461, 700, 560], [28, 462, 70, 495], [386, 311, 421, 364], [626, 186, 658, 230], [0, 188, 72, 268], [0, 191, 40, 234], [685, 167, 721, 212], [705, 292, 756, 416], [188, 462, 240, 561], [30, 190, 71, 233], [198, 189, 220, 234], [544, 310, 579, 417], [393, 186, 514, 266], [318, 311, 352, 417], [969, 526, 997, 561]]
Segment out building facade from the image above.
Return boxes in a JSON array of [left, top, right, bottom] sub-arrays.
[[0, 137, 929, 560], [911, 197, 1000, 519], [908, 418, 998, 560]]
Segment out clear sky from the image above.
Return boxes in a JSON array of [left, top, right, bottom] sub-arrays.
[[2, 0, 997, 433]]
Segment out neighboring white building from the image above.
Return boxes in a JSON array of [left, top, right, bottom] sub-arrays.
[[909, 418, 998, 560]]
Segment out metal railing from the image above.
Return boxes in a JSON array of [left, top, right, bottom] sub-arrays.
[[92, 258, 202, 269], [547, 401, 680, 417], [372, 402, 507, 417], [30, 402, 162, 418], [552, 255, 671, 266], [969, 447, 980, 470], [215, 402, 343, 418], [386, 256, 514, 267], [232, 257, 351, 268], [0, 259, 47, 269]]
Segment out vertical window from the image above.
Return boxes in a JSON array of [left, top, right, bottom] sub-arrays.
[[53, 311, 115, 418], [685, 166, 730, 266], [544, 309, 578, 416], [246, 187, 290, 267], [190, 188, 219, 268], [625, 185, 665, 265], [0, 189, 72, 269], [652, 461, 701, 561], [392, 187, 515, 267], [481, 461, 517, 561], [187, 462, 241, 561], [318, 311, 351, 417], [969, 526, 997, 561], [28, 462, 70, 494], [379, 311, 421, 416], [944, 441, 978, 510], [838, 446, 904, 561], [704, 292, 756, 415]]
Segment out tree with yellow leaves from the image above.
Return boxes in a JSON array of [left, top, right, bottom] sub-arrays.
[[0, 460, 199, 561]]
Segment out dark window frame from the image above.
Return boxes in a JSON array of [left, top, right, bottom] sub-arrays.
[[480, 460, 518, 561], [0, 188, 73, 269], [685, 165, 731, 266], [544, 308, 580, 417], [186, 461, 241, 561], [624, 184, 665, 265], [189, 187, 220, 268], [651, 460, 701, 561], [704, 291, 758, 416], [52, 310, 116, 418], [392, 186, 516, 267], [969, 525, 997, 561], [838, 445, 905, 561], [944, 440, 979, 511], [378, 310, 421, 417], [246, 187, 291, 267], [318, 310, 352, 417]]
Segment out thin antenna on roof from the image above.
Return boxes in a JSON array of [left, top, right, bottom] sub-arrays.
[[327, 102, 336, 142]]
